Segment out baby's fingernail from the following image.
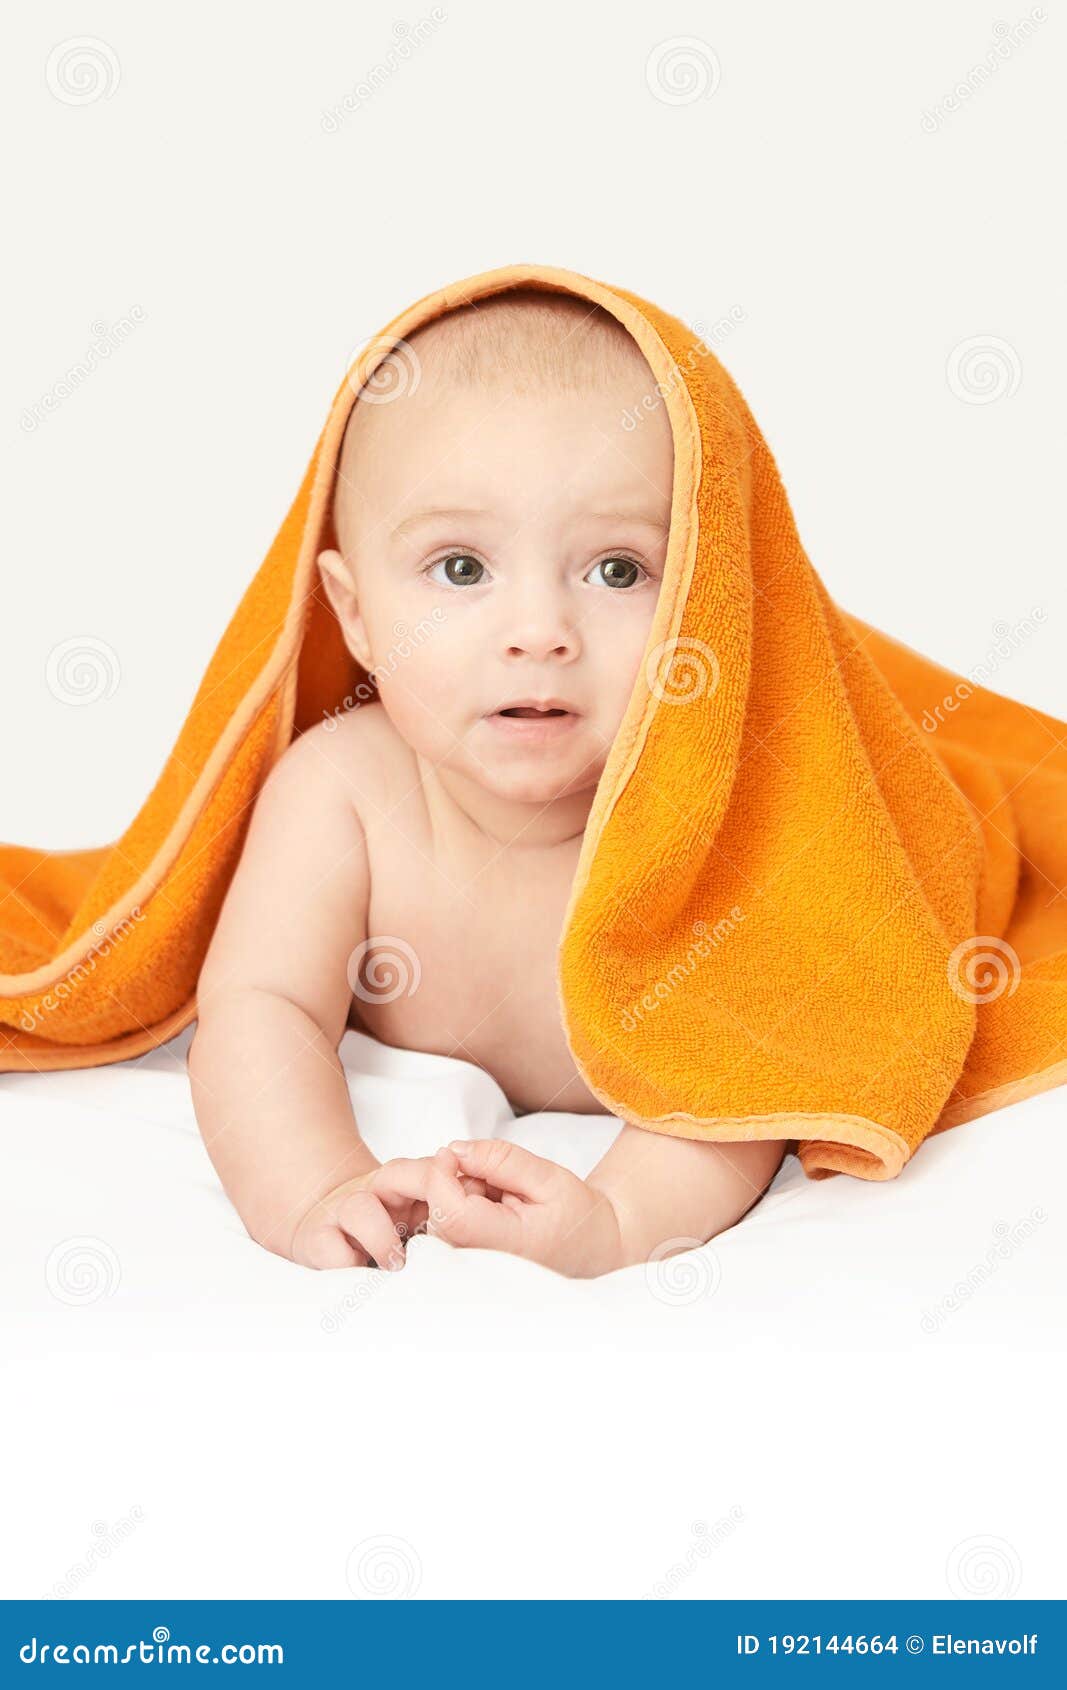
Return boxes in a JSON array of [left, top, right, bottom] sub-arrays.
[[387, 1250, 405, 1271]]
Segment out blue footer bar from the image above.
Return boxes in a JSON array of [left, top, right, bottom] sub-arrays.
[[2, 1600, 1063, 1683]]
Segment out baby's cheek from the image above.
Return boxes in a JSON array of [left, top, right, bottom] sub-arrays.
[[375, 666, 452, 752]]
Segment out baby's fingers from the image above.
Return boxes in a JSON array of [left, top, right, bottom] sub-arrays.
[[366, 1155, 483, 1210], [446, 1139, 563, 1204], [420, 1148, 475, 1238], [292, 1222, 365, 1272], [333, 1190, 408, 1271], [424, 1149, 523, 1254]]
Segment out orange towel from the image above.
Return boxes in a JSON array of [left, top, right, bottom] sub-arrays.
[[3, 263, 1066, 1182]]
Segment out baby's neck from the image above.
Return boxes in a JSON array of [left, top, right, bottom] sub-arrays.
[[415, 754, 593, 854]]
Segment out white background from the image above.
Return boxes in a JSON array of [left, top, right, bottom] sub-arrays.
[[2, 1, 1064, 1604]]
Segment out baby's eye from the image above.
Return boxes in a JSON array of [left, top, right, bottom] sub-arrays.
[[426, 552, 487, 587], [586, 554, 647, 590]]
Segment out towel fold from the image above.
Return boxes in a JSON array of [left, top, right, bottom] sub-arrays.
[[3, 263, 1065, 1180]]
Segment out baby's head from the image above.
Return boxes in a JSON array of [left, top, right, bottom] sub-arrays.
[[317, 288, 674, 810]]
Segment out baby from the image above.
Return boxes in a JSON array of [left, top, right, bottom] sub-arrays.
[[188, 289, 786, 1277]]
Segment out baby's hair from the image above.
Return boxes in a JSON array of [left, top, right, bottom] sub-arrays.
[[332, 288, 652, 554], [400, 286, 647, 394]]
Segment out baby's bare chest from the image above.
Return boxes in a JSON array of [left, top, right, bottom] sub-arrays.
[[345, 819, 604, 1116]]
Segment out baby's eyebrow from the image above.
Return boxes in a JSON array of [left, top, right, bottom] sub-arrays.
[[390, 506, 671, 542], [586, 510, 670, 531], [392, 507, 489, 540]]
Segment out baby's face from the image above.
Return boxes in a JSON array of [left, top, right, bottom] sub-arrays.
[[319, 361, 674, 807]]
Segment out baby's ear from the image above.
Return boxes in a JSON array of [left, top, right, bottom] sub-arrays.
[[316, 547, 372, 670]]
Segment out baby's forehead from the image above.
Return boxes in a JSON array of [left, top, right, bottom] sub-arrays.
[[335, 291, 657, 494], [406, 288, 649, 385]]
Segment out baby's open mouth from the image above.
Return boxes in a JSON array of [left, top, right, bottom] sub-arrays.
[[498, 706, 569, 718], [487, 701, 581, 736]]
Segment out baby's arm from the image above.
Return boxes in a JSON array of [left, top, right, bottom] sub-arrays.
[[188, 723, 396, 1267], [585, 1126, 787, 1264], [414, 1127, 787, 1278]]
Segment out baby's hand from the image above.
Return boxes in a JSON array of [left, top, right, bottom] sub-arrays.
[[425, 1140, 624, 1279], [290, 1165, 409, 1271], [289, 1158, 487, 1271]]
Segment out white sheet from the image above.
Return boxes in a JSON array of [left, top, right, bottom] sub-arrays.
[[2, 1027, 1064, 1600]]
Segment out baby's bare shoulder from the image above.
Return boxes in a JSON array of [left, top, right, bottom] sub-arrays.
[[196, 708, 397, 1033], [273, 701, 401, 818]]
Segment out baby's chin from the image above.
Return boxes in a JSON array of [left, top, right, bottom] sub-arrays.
[[459, 729, 611, 807], [473, 762, 603, 807]]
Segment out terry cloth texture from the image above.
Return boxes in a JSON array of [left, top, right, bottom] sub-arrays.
[[3, 263, 1066, 1180]]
